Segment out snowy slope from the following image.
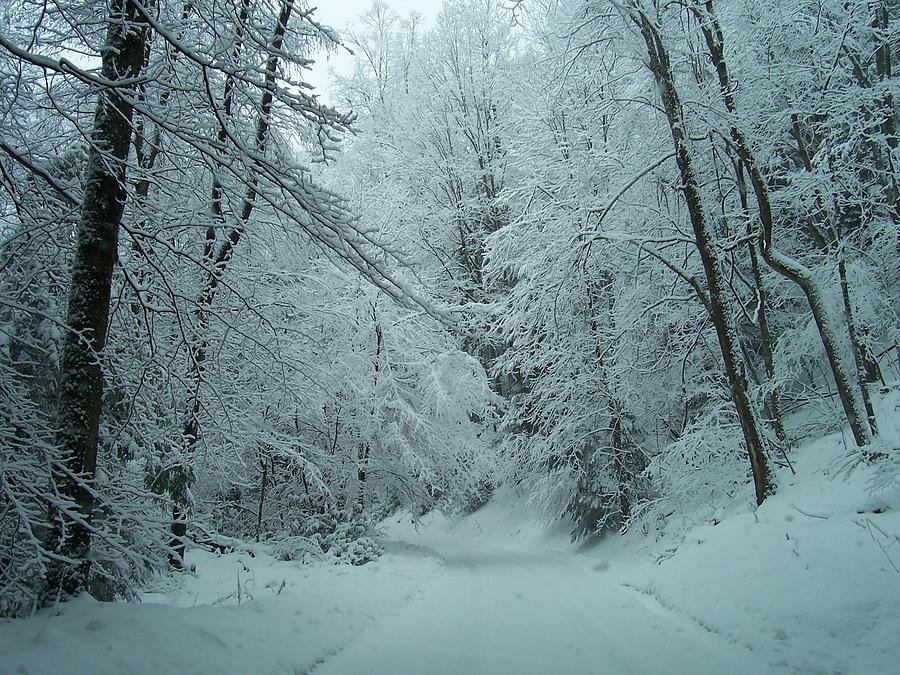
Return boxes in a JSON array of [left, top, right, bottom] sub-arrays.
[[614, 391, 900, 675], [619, 428, 900, 675]]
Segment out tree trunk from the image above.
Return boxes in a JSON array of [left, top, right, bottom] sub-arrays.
[[46, 0, 152, 600], [633, 8, 773, 505], [750, 243, 788, 444], [169, 505, 188, 569], [359, 302, 383, 509], [733, 160, 788, 444], [255, 459, 268, 543], [168, 0, 296, 566], [610, 411, 631, 522], [837, 259, 878, 434]]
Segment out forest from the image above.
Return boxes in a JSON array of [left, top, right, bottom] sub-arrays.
[[0, 0, 898, 659]]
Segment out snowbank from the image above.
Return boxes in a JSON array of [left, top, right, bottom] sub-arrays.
[[619, 424, 900, 674], [0, 547, 441, 675]]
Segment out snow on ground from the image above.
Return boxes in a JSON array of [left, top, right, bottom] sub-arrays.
[[0, 548, 443, 675], [619, 443, 900, 675], [614, 390, 900, 675], [1, 392, 899, 674], [314, 497, 759, 675]]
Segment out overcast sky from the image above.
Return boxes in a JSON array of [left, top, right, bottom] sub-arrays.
[[306, 0, 445, 101]]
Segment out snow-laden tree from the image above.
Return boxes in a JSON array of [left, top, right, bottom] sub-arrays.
[[0, 0, 458, 605], [694, 0, 898, 450], [173, 252, 498, 555], [333, 0, 522, 388], [620, 0, 775, 504], [0, 0, 177, 608], [476, 1, 664, 535], [0, 0, 161, 602]]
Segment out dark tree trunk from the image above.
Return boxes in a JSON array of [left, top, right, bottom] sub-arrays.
[[733, 161, 788, 444], [169, 505, 187, 569], [586, 269, 636, 526], [633, 8, 773, 505], [255, 459, 268, 543], [168, 0, 296, 567], [358, 302, 383, 508], [46, 0, 152, 600], [751, 243, 788, 444], [838, 260, 878, 435], [610, 411, 631, 522]]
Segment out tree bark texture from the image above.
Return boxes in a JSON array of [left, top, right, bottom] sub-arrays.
[[49, 0, 151, 598]]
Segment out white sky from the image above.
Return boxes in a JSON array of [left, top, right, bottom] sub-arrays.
[[306, 1, 445, 102]]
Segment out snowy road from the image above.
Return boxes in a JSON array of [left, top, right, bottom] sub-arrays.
[[313, 536, 759, 675], [5, 435, 897, 675]]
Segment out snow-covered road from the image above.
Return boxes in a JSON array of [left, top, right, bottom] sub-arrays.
[[4, 430, 898, 675], [313, 535, 759, 675]]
